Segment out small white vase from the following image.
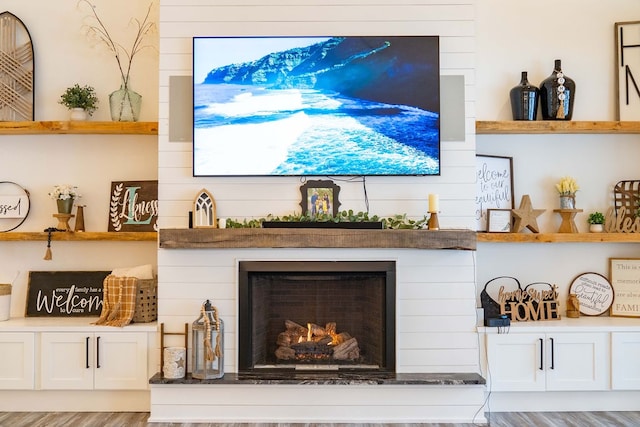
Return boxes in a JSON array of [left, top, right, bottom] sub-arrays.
[[589, 224, 604, 233], [70, 108, 87, 121]]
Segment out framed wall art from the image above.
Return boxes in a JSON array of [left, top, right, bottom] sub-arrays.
[[487, 209, 512, 233], [615, 21, 640, 121], [299, 180, 341, 217], [610, 258, 640, 317], [476, 154, 514, 231]]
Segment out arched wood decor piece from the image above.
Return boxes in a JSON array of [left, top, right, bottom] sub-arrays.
[[193, 188, 217, 228], [0, 12, 34, 121]]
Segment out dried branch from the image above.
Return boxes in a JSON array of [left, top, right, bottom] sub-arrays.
[[77, 0, 156, 87]]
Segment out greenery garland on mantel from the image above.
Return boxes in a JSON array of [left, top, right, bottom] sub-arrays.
[[225, 210, 429, 230]]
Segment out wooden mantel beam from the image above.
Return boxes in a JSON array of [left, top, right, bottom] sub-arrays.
[[158, 228, 477, 250]]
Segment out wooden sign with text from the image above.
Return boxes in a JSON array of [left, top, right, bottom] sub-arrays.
[[610, 258, 640, 317], [26, 271, 109, 317], [108, 180, 158, 232], [498, 284, 561, 322], [0, 195, 28, 218]]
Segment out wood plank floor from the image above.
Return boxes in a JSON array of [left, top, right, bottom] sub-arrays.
[[0, 412, 639, 427]]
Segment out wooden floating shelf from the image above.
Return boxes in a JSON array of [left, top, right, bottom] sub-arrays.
[[0, 232, 157, 242], [159, 228, 477, 250], [476, 120, 640, 134], [0, 121, 158, 135], [477, 232, 640, 243]]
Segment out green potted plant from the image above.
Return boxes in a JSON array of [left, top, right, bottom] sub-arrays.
[[587, 211, 605, 233], [59, 84, 99, 120]]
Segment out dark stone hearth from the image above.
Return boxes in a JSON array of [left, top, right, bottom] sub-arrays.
[[150, 371, 485, 386]]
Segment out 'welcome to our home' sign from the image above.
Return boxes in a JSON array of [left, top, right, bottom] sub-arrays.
[[26, 271, 109, 317]]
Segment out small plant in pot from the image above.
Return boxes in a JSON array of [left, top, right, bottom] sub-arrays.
[[587, 211, 605, 233], [59, 84, 98, 120]]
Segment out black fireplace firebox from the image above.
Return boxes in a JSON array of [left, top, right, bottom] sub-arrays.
[[238, 261, 396, 373]]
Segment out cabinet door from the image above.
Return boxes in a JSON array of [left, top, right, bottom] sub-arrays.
[[612, 332, 640, 390], [41, 332, 94, 390], [0, 332, 35, 389], [93, 332, 148, 390], [486, 333, 546, 392], [545, 332, 610, 391]]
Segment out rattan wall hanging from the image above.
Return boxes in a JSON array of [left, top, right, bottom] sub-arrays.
[[0, 12, 34, 121]]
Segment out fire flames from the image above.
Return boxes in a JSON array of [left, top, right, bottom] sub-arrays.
[[275, 320, 360, 362]]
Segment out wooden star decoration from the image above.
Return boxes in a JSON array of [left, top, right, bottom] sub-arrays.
[[511, 195, 546, 233]]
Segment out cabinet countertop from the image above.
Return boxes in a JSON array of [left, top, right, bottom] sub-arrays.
[[0, 317, 157, 332], [479, 316, 640, 333]]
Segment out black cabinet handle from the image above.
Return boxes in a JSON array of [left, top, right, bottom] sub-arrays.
[[539, 338, 544, 370], [96, 336, 101, 369], [550, 337, 555, 370], [85, 336, 90, 369]]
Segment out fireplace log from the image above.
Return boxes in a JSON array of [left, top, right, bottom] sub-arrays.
[[291, 340, 333, 356], [284, 320, 307, 334], [276, 332, 292, 347], [308, 323, 326, 338], [317, 336, 333, 346], [334, 331, 352, 345], [275, 346, 296, 360], [333, 337, 360, 360]]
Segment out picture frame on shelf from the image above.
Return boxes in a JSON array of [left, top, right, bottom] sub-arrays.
[[610, 258, 640, 317], [615, 20, 640, 121], [487, 209, 512, 233], [476, 154, 514, 231], [299, 180, 341, 217]]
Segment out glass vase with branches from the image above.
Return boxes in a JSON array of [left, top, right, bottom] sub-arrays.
[[78, 0, 156, 121]]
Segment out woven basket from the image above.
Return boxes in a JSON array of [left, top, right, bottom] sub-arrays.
[[132, 278, 157, 323]]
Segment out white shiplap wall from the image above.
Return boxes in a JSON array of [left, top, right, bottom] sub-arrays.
[[157, 0, 478, 377]]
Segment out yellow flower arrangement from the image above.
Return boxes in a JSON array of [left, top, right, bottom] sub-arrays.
[[555, 176, 579, 195]]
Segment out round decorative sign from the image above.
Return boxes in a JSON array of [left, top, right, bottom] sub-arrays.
[[569, 272, 614, 316], [0, 181, 31, 232]]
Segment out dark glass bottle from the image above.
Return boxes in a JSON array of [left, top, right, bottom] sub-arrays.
[[539, 59, 575, 120], [509, 71, 539, 120]]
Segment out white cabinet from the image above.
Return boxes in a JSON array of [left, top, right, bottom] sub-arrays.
[[40, 331, 148, 390], [486, 331, 610, 392], [612, 332, 640, 390], [0, 332, 35, 389]]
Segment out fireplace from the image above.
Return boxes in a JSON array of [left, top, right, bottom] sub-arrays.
[[238, 260, 396, 373]]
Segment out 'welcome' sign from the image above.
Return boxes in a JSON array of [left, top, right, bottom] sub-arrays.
[[26, 271, 109, 317]]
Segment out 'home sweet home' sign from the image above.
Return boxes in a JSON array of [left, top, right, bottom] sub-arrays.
[[482, 276, 561, 323]]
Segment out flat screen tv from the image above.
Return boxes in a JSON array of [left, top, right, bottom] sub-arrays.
[[193, 36, 440, 177]]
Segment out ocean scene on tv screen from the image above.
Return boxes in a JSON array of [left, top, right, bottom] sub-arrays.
[[193, 36, 440, 176]]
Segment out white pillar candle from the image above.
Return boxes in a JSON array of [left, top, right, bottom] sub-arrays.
[[428, 194, 439, 213]]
